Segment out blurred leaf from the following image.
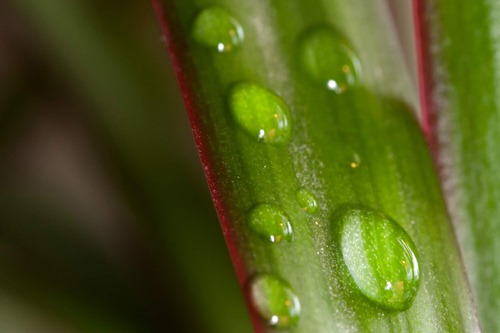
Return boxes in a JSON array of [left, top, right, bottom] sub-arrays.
[[5, 0, 251, 332], [415, 0, 500, 331]]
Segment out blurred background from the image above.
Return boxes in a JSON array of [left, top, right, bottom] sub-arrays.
[[0, 0, 251, 332], [0, 0, 414, 332]]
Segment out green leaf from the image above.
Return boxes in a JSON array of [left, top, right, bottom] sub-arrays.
[[155, 0, 478, 331], [415, 0, 500, 331]]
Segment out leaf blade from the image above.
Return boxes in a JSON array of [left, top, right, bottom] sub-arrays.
[[155, 0, 479, 331]]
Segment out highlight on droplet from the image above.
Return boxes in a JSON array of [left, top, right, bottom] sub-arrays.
[[229, 82, 292, 144], [299, 26, 361, 93], [247, 203, 293, 243], [335, 206, 420, 311], [295, 188, 319, 214], [350, 153, 361, 169], [249, 274, 301, 328], [191, 6, 244, 53]]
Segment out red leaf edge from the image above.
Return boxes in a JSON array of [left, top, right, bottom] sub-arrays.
[[151, 1, 264, 332]]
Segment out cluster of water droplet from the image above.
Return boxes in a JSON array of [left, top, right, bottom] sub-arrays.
[[191, 6, 420, 328]]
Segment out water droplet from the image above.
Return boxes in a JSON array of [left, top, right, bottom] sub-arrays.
[[295, 188, 318, 214], [248, 204, 293, 242], [336, 207, 420, 311], [350, 153, 361, 169], [299, 27, 361, 93], [192, 7, 244, 53], [249, 274, 301, 328], [229, 83, 292, 144]]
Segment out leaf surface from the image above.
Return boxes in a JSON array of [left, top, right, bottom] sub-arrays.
[[155, 0, 479, 331]]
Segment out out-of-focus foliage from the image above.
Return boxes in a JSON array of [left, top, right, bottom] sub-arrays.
[[0, 1, 250, 332], [415, 0, 500, 331]]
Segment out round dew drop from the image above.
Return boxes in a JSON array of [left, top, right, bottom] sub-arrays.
[[350, 152, 361, 169], [191, 7, 244, 53], [229, 83, 292, 144], [336, 207, 420, 311], [299, 27, 361, 93], [295, 188, 318, 214], [249, 274, 301, 328], [248, 204, 293, 243]]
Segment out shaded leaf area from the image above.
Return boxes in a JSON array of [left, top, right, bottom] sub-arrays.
[[157, 0, 478, 331], [415, 0, 500, 331], [0, 195, 154, 332], [1, 0, 251, 332]]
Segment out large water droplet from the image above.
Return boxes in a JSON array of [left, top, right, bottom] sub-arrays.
[[296, 188, 318, 214], [299, 27, 361, 93], [249, 274, 301, 328], [229, 83, 292, 144], [248, 204, 293, 242], [192, 7, 244, 53], [336, 207, 420, 311]]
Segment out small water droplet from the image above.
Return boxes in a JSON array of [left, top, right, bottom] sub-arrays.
[[299, 27, 361, 93], [229, 83, 292, 144], [249, 274, 301, 328], [192, 7, 244, 53], [350, 153, 361, 169], [248, 204, 293, 242], [295, 188, 318, 214], [336, 207, 420, 311]]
